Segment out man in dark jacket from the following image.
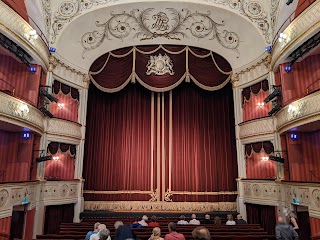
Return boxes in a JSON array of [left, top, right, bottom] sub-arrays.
[[275, 217, 298, 240], [236, 214, 247, 224], [114, 221, 134, 240]]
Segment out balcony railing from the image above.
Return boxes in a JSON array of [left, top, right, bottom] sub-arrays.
[[0, 78, 15, 96]]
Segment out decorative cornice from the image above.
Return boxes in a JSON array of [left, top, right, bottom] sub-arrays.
[[238, 179, 320, 219], [54, 56, 86, 76], [0, 92, 45, 134], [239, 117, 275, 143], [47, 118, 82, 144], [84, 201, 237, 212], [276, 91, 320, 134], [40, 0, 52, 37], [271, 1, 320, 70], [0, 1, 50, 71], [0, 180, 81, 218]]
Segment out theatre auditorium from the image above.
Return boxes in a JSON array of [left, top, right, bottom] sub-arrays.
[[0, 0, 319, 239]]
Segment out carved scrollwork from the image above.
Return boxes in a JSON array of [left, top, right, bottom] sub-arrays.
[[81, 8, 240, 57], [312, 189, 320, 208], [164, 189, 173, 202], [252, 184, 262, 197], [149, 189, 158, 202], [0, 189, 9, 207], [59, 184, 70, 197]]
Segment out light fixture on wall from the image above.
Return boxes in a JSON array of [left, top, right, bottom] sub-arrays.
[[22, 132, 30, 139], [285, 65, 292, 73], [279, 33, 287, 43], [257, 102, 265, 108], [58, 103, 65, 109], [290, 133, 298, 141], [265, 46, 272, 53], [53, 156, 60, 162], [261, 156, 269, 161], [28, 29, 38, 40], [29, 67, 37, 73], [49, 47, 56, 53]]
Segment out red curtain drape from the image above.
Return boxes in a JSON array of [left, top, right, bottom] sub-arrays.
[[44, 152, 75, 180], [83, 83, 152, 201], [246, 151, 277, 179], [246, 203, 276, 235], [170, 83, 237, 202], [0, 54, 41, 106], [44, 204, 74, 234], [310, 217, 320, 237], [280, 54, 320, 104], [286, 131, 320, 182], [0, 217, 11, 238]]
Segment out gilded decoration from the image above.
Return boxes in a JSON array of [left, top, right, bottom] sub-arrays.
[[81, 8, 240, 57], [149, 189, 158, 202], [146, 54, 174, 76], [164, 189, 173, 202], [84, 201, 237, 212], [8, 101, 29, 118]]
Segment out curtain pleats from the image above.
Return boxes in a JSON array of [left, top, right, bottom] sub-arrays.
[[246, 151, 277, 179], [310, 217, 320, 237], [44, 153, 75, 180], [0, 217, 11, 237]]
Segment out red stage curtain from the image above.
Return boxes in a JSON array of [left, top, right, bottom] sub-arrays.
[[0, 216, 11, 238], [286, 131, 320, 182], [89, 45, 231, 92], [170, 83, 237, 202], [83, 83, 152, 201], [44, 204, 74, 234], [280, 54, 320, 104]]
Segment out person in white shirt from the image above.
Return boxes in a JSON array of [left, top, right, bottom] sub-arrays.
[[189, 214, 200, 225], [138, 215, 149, 227], [177, 215, 189, 225], [225, 214, 236, 225]]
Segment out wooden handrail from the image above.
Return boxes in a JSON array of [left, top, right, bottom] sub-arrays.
[[0, 77, 15, 95]]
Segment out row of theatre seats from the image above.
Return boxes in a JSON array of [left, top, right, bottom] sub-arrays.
[[36, 217, 276, 240]]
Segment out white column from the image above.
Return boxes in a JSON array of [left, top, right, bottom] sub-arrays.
[[272, 134, 285, 180], [36, 120, 48, 180], [74, 75, 89, 222], [32, 200, 45, 238], [237, 180, 247, 221]]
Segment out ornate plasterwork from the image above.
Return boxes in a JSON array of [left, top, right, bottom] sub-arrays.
[[0, 1, 50, 70], [276, 91, 320, 134], [84, 201, 237, 212], [0, 92, 45, 134], [40, 0, 52, 36], [51, 0, 119, 43], [239, 117, 274, 142], [146, 54, 174, 76], [81, 8, 240, 57], [239, 180, 320, 219], [271, 0, 320, 70], [47, 118, 82, 143], [270, 0, 280, 37]]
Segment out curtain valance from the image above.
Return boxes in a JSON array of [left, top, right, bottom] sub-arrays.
[[47, 142, 76, 156], [242, 79, 269, 104], [53, 80, 79, 100], [89, 45, 232, 93], [245, 141, 274, 157]]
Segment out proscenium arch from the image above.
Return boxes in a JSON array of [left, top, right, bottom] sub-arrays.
[[54, 1, 267, 72]]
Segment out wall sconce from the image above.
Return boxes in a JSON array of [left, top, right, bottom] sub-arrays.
[[279, 33, 287, 43], [261, 156, 269, 162], [257, 102, 265, 108], [58, 103, 65, 109], [53, 156, 59, 162], [26, 29, 38, 41]]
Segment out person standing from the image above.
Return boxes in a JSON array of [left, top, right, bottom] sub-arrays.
[[275, 217, 298, 240]]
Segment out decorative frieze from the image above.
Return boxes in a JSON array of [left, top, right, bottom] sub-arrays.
[[276, 91, 320, 134], [239, 117, 275, 143], [84, 201, 237, 212], [239, 180, 320, 219], [47, 118, 82, 144], [0, 92, 45, 134]]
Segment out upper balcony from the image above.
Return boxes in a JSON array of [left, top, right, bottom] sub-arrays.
[[271, 0, 320, 71]]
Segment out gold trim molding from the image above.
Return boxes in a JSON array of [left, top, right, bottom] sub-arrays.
[[239, 117, 275, 143], [84, 201, 237, 212], [238, 179, 320, 219], [0, 1, 49, 70], [0, 92, 44, 134], [276, 91, 320, 134]]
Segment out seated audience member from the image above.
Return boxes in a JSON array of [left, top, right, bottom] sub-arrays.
[[276, 217, 298, 240], [189, 214, 200, 225], [138, 215, 149, 227], [213, 216, 221, 225], [236, 214, 247, 224], [149, 227, 164, 240], [225, 214, 236, 225], [149, 215, 160, 227], [85, 222, 100, 240], [130, 217, 142, 228], [177, 215, 189, 225], [114, 221, 134, 240], [202, 214, 213, 224], [90, 224, 108, 240], [165, 222, 186, 240], [192, 226, 211, 240], [97, 228, 111, 240]]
